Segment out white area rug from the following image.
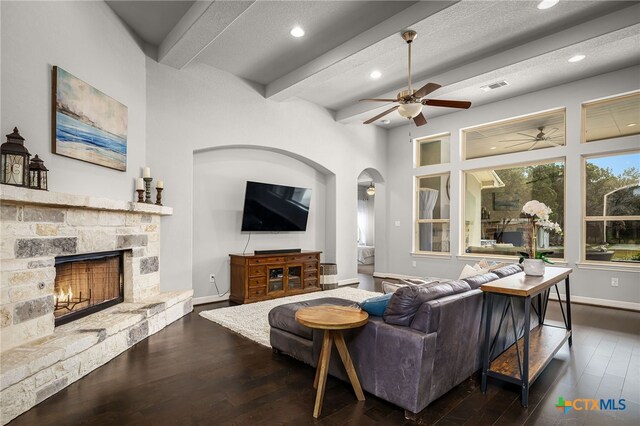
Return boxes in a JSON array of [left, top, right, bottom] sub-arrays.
[[199, 287, 380, 347]]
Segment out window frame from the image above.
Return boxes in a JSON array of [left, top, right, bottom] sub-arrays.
[[414, 132, 451, 168], [460, 157, 567, 261], [413, 172, 451, 255], [460, 107, 566, 161], [581, 91, 640, 144], [581, 150, 640, 267]]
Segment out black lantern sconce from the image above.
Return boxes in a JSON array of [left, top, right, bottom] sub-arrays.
[[1, 128, 31, 187], [29, 155, 48, 191]]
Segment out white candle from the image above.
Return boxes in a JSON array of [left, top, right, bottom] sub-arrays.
[[156, 180, 164, 189], [143, 166, 151, 178], [136, 178, 144, 190]]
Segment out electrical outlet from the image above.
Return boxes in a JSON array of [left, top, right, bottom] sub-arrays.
[[412, 261, 417, 267], [394, 221, 401, 227], [210, 274, 216, 284], [611, 277, 619, 287]]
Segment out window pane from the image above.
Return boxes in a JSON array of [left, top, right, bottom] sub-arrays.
[[464, 162, 564, 258], [417, 222, 450, 253], [418, 175, 450, 220], [585, 153, 640, 217], [585, 220, 640, 263], [584, 92, 640, 142], [463, 109, 565, 160], [416, 134, 450, 166]]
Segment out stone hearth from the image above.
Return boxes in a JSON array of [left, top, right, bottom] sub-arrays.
[[0, 185, 193, 424]]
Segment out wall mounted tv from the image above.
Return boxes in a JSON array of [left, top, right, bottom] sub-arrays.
[[241, 181, 312, 232]]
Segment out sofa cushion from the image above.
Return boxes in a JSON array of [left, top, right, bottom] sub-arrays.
[[383, 278, 441, 294], [462, 272, 500, 290], [268, 297, 354, 340], [383, 280, 471, 326], [492, 264, 523, 278], [359, 293, 393, 316]]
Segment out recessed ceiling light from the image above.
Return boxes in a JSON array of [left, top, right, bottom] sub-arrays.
[[568, 54, 586, 63], [537, 0, 559, 10], [628, 123, 637, 127], [490, 146, 497, 150], [290, 26, 305, 38], [370, 70, 382, 80], [380, 119, 391, 125]]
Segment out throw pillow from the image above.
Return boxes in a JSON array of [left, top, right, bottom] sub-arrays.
[[400, 278, 429, 285], [383, 281, 471, 326], [459, 264, 489, 279], [359, 293, 394, 316], [382, 281, 406, 294]]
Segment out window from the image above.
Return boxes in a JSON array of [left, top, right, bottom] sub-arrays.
[[462, 108, 565, 160], [583, 152, 640, 264], [463, 160, 565, 258], [582, 92, 640, 143], [415, 133, 450, 167], [415, 173, 450, 253]]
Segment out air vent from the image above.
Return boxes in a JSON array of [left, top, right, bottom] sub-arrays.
[[480, 81, 509, 92]]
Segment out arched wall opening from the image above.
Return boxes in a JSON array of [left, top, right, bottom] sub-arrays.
[[356, 168, 385, 290], [192, 145, 336, 300]]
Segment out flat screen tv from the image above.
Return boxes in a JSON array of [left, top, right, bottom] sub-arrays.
[[241, 181, 312, 232]]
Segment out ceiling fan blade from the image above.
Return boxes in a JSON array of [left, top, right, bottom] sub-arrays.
[[359, 98, 398, 102], [544, 128, 559, 136], [422, 99, 471, 109], [516, 132, 536, 138], [363, 106, 399, 124], [414, 82, 441, 99], [413, 113, 427, 127], [499, 138, 535, 142], [528, 141, 541, 151]]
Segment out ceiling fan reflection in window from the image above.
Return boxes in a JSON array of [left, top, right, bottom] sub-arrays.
[[499, 126, 563, 150], [360, 30, 471, 127]]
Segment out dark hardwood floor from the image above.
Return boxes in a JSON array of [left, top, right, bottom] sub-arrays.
[[10, 296, 640, 425]]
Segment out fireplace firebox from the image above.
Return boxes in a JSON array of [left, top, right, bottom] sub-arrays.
[[54, 251, 125, 326]]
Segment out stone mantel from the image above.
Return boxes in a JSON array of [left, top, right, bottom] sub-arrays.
[[0, 185, 173, 216], [0, 184, 191, 424]]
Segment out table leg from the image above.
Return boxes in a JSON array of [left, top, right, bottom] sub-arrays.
[[521, 296, 531, 407], [333, 331, 365, 401], [565, 276, 572, 347], [481, 293, 493, 393], [313, 330, 333, 418]]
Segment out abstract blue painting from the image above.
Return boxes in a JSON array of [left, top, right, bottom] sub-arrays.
[[52, 66, 127, 171]]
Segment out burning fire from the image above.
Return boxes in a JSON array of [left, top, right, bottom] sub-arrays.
[[55, 286, 73, 304]]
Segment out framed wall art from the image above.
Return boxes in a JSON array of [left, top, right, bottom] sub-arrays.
[[52, 66, 127, 171]]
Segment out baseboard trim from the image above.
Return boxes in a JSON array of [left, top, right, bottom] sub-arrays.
[[548, 293, 640, 312], [193, 294, 230, 305], [338, 278, 359, 286]]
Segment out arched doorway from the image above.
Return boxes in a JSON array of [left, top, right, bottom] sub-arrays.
[[356, 168, 384, 290]]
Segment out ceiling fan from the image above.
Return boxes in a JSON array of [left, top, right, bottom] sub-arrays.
[[360, 30, 471, 127], [499, 126, 563, 150]]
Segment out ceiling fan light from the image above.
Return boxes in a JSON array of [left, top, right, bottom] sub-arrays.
[[537, 0, 559, 10], [397, 103, 422, 119]]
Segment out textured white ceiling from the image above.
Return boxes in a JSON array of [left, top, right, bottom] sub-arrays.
[[105, 0, 640, 131], [106, 0, 194, 45], [195, 1, 416, 85], [297, 0, 633, 111]]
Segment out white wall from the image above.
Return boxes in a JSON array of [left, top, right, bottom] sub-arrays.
[[192, 147, 327, 299], [382, 66, 640, 305], [0, 1, 147, 201], [145, 60, 387, 295]]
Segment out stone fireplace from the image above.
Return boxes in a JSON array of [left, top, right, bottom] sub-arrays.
[[0, 185, 193, 424]]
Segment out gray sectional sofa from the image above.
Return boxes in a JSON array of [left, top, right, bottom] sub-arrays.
[[268, 264, 531, 418]]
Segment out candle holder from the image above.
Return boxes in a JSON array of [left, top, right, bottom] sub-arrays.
[[144, 177, 153, 204], [156, 188, 163, 206], [136, 189, 145, 203]]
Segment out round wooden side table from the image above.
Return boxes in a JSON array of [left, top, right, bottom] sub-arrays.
[[295, 305, 369, 418]]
